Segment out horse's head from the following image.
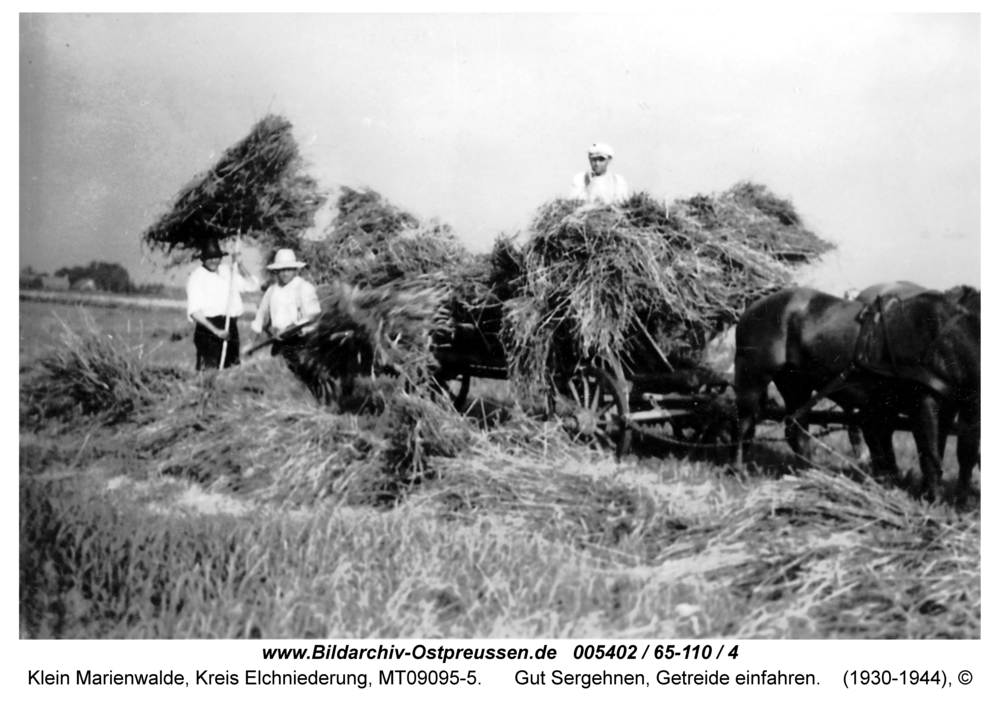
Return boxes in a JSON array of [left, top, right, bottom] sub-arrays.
[[899, 291, 980, 390], [944, 284, 980, 315]]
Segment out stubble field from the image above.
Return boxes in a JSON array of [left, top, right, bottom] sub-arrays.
[[18, 299, 980, 639]]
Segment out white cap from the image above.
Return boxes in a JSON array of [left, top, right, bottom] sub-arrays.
[[588, 142, 615, 158]]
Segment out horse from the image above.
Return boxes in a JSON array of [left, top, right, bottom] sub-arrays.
[[939, 285, 982, 500], [733, 286, 980, 504], [852, 289, 980, 503], [845, 281, 933, 460], [733, 287, 865, 468], [853, 283, 980, 496]]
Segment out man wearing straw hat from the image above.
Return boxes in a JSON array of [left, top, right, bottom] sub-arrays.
[[249, 248, 321, 361], [571, 142, 629, 206], [186, 239, 260, 371]]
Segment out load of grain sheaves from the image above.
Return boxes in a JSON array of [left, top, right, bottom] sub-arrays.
[[142, 113, 324, 263], [292, 187, 515, 395], [294, 277, 452, 393], [289, 182, 831, 405], [301, 186, 518, 309], [504, 183, 833, 396]]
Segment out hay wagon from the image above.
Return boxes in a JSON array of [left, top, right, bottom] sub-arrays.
[[285, 187, 859, 457], [432, 303, 737, 459], [432, 298, 951, 461]]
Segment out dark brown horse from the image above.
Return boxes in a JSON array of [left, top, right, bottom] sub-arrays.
[[734, 287, 864, 466], [845, 281, 933, 460], [853, 289, 980, 503], [853, 283, 980, 478], [939, 285, 982, 502], [734, 286, 980, 504]]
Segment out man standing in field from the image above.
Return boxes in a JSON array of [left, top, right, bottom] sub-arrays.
[[571, 142, 629, 206], [186, 239, 260, 370], [249, 248, 321, 363]]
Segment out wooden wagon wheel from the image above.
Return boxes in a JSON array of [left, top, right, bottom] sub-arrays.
[[549, 365, 632, 458]]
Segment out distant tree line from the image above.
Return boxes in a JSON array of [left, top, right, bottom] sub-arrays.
[[19, 265, 45, 289], [53, 261, 134, 293], [21, 262, 175, 297]]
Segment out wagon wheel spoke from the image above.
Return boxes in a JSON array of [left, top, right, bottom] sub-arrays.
[[593, 427, 612, 449], [568, 380, 583, 408], [595, 397, 615, 418], [588, 381, 605, 414], [554, 365, 632, 458]]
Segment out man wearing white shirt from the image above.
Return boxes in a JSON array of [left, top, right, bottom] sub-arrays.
[[186, 239, 260, 370], [250, 249, 321, 361], [571, 142, 629, 206]]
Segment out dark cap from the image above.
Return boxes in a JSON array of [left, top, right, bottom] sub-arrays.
[[200, 239, 225, 260]]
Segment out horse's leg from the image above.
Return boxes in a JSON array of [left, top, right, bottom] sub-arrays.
[[733, 366, 769, 468], [860, 418, 898, 486], [955, 400, 980, 509], [935, 396, 957, 462], [911, 394, 944, 503], [773, 377, 814, 466]]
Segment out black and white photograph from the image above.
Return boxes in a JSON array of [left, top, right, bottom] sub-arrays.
[[19, 10, 981, 660]]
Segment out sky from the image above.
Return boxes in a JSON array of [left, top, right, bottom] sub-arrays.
[[19, 12, 982, 293]]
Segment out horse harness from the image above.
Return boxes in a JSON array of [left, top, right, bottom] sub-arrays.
[[853, 294, 954, 397], [789, 294, 966, 424]]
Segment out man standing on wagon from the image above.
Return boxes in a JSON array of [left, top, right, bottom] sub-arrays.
[[186, 239, 260, 371], [249, 248, 322, 362], [571, 142, 629, 206]]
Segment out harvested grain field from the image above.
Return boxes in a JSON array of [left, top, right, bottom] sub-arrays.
[[19, 298, 980, 639]]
